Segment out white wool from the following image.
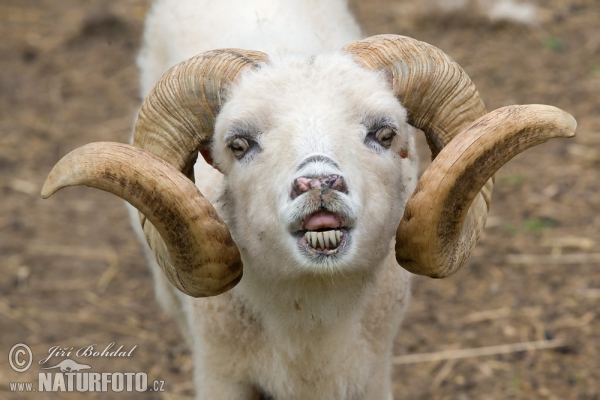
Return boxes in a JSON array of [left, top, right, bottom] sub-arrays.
[[131, 0, 417, 398], [435, 0, 538, 26], [137, 0, 362, 98], [484, 0, 538, 25]]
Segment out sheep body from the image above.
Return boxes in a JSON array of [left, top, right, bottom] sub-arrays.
[[138, 0, 362, 98], [132, 1, 415, 398]]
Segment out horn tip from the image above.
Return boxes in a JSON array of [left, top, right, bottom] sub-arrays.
[[41, 176, 62, 199], [535, 104, 578, 139], [565, 114, 577, 138]]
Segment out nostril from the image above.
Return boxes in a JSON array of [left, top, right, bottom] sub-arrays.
[[291, 177, 309, 200], [325, 174, 348, 194], [291, 174, 348, 200], [291, 177, 312, 200], [295, 177, 312, 192]]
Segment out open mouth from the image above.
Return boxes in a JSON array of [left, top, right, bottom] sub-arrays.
[[303, 230, 344, 250], [296, 211, 349, 254]]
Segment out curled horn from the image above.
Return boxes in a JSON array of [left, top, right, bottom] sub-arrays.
[[42, 49, 269, 296], [344, 35, 576, 277]]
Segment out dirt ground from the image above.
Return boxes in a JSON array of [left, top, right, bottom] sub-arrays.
[[1, 0, 599, 399]]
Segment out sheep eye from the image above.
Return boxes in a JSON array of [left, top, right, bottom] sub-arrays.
[[375, 127, 395, 148], [365, 126, 396, 152], [228, 137, 251, 159]]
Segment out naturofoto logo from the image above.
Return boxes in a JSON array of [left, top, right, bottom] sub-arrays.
[[8, 342, 165, 394]]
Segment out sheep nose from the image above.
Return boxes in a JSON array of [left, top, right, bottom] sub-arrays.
[[291, 174, 348, 200]]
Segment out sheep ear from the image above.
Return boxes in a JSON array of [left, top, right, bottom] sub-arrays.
[[199, 147, 223, 173]]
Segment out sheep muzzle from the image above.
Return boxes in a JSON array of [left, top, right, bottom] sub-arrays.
[[291, 174, 348, 200]]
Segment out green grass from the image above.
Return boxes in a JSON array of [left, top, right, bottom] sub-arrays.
[[545, 36, 564, 52], [523, 218, 559, 232], [501, 218, 559, 235], [498, 174, 524, 186]]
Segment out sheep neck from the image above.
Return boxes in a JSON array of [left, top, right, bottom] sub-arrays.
[[233, 261, 380, 338]]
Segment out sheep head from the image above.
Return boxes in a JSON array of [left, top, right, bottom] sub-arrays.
[[42, 35, 576, 297], [209, 52, 417, 280]]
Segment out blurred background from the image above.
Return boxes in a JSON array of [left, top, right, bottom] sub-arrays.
[[1, 0, 599, 398]]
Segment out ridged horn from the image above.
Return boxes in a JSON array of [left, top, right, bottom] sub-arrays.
[[42, 49, 269, 296], [344, 35, 576, 277]]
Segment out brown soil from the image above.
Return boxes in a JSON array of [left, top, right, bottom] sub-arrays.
[[1, 1, 599, 399]]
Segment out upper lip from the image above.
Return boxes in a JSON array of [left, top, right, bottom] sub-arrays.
[[288, 194, 356, 234]]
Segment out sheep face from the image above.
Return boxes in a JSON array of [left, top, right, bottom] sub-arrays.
[[211, 54, 418, 278]]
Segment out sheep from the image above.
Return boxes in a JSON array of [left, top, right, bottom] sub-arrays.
[[437, 0, 538, 25], [42, 0, 576, 398]]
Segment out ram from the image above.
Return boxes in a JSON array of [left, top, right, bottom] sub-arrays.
[[42, 0, 576, 398]]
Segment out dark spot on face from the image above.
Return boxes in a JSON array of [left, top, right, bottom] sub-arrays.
[[256, 387, 275, 400]]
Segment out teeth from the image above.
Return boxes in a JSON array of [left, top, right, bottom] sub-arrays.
[[304, 230, 344, 250], [310, 232, 317, 249], [328, 230, 337, 247]]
